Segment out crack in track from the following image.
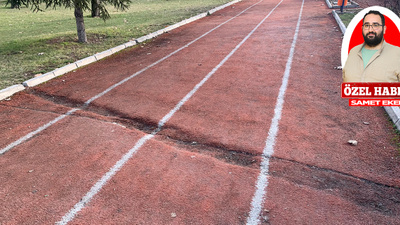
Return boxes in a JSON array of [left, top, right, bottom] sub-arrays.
[[27, 89, 159, 132], [272, 156, 400, 190], [27, 90, 261, 168], [84, 103, 159, 133], [27, 89, 400, 215], [156, 134, 262, 169], [269, 156, 400, 216], [27, 89, 86, 109]]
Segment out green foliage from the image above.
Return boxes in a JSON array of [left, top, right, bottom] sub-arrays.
[[6, 0, 130, 20]]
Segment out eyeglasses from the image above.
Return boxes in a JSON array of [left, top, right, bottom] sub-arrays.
[[363, 23, 383, 30]]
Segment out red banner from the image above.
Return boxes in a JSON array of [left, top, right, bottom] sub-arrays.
[[342, 83, 400, 98], [349, 99, 400, 106]]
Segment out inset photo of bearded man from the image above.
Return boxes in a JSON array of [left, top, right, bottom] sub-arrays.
[[342, 8, 400, 82]]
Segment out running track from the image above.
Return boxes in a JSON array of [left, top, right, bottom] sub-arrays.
[[1, 0, 400, 224]]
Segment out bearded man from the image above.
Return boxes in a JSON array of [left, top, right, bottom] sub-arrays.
[[343, 10, 400, 82]]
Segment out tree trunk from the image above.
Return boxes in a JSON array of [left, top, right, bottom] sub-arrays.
[[10, 2, 17, 8], [74, 6, 87, 43], [91, 0, 100, 17], [8, 0, 19, 9]]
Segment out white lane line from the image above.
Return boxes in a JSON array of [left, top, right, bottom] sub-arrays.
[[0, 0, 264, 156], [0, 108, 79, 155], [246, 0, 304, 224], [83, 0, 266, 106], [56, 1, 284, 224]]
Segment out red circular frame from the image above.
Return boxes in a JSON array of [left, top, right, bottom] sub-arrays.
[[348, 15, 400, 53]]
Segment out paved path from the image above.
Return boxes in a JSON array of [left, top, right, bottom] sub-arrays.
[[1, 0, 400, 224]]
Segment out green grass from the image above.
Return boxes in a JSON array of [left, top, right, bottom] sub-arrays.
[[0, 0, 232, 89], [337, 9, 361, 27]]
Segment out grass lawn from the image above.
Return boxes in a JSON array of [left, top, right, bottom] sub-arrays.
[[337, 9, 361, 27], [0, 0, 232, 90]]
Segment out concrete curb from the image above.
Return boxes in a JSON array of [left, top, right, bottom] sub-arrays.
[[124, 41, 136, 48], [325, 0, 333, 8], [53, 63, 78, 77], [0, 0, 242, 101], [22, 72, 56, 87], [75, 56, 97, 68], [332, 10, 347, 34], [330, 5, 400, 130], [94, 49, 114, 61], [384, 106, 400, 131], [0, 84, 25, 101]]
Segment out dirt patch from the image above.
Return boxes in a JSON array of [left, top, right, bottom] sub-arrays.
[[356, 0, 387, 8], [270, 157, 400, 216], [156, 134, 261, 168], [355, 0, 400, 14], [46, 33, 109, 45]]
